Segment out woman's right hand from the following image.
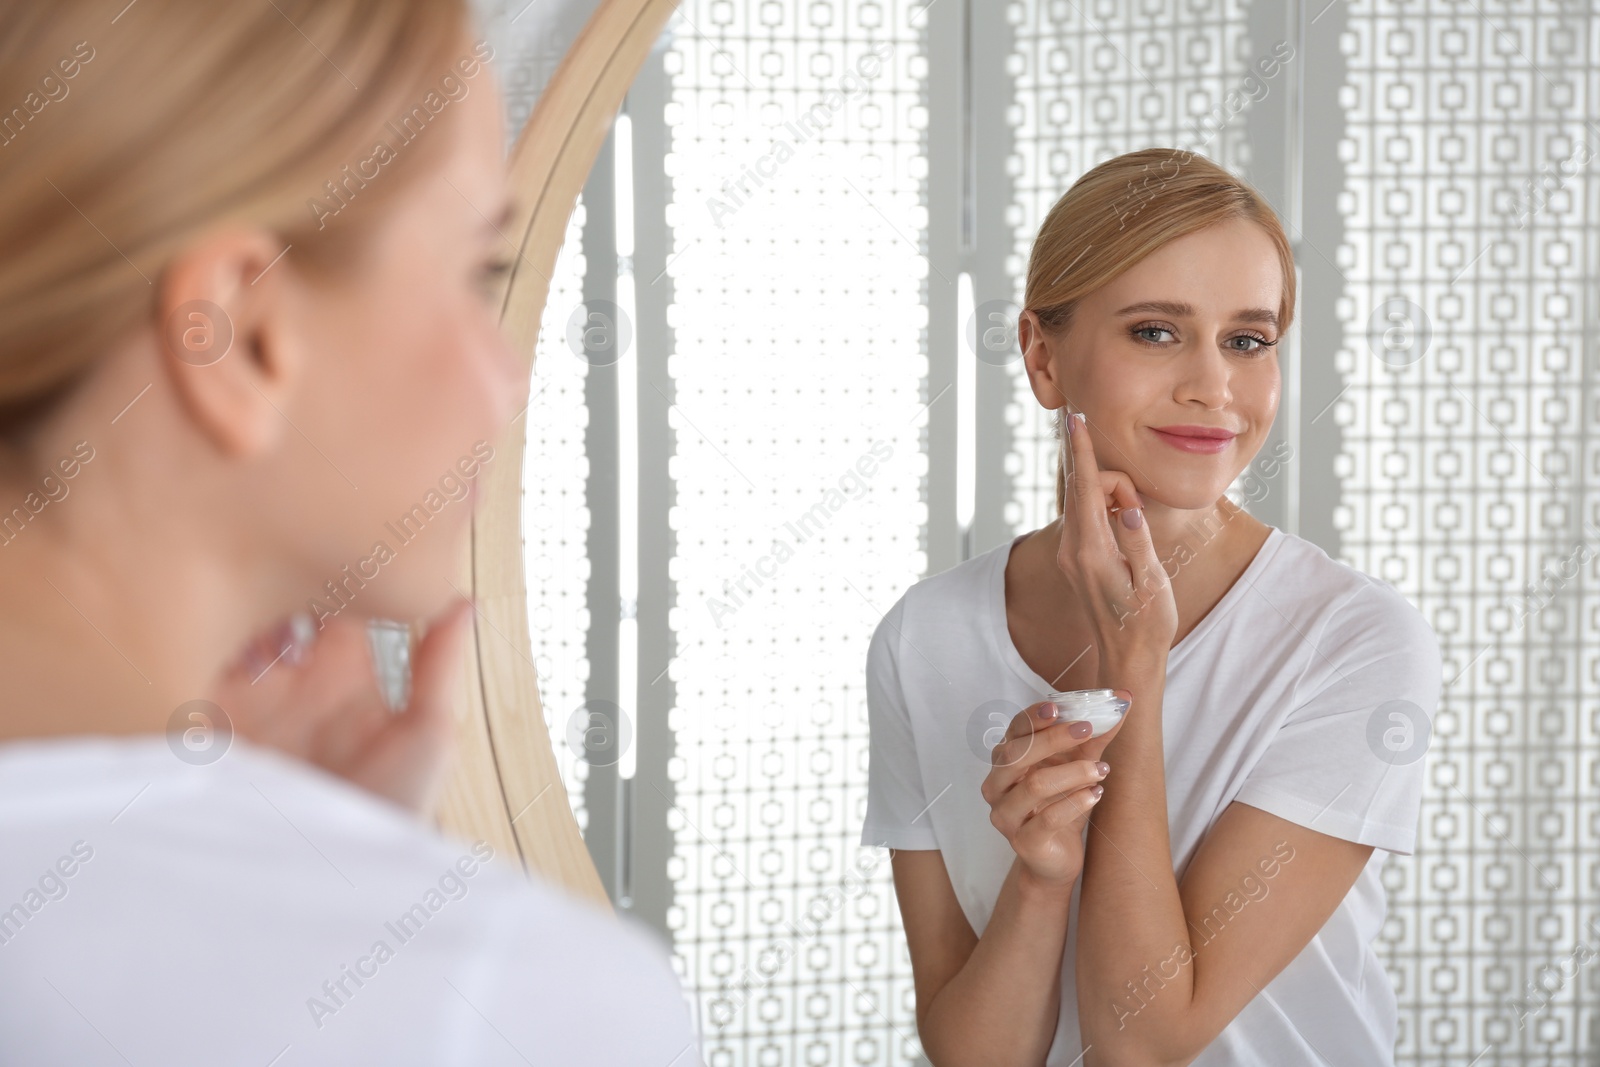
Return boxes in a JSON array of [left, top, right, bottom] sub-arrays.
[[980, 699, 1116, 889], [212, 600, 475, 817]]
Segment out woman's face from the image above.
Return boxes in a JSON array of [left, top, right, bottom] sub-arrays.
[[268, 65, 526, 622], [1023, 218, 1284, 512]]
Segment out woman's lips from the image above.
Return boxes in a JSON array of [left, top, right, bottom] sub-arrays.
[[1150, 426, 1237, 455]]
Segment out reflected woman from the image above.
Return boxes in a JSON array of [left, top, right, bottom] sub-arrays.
[[861, 148, 1440, 1065], [0, 2, 697, 1063]]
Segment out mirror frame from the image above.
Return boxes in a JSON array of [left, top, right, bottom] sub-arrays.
[[435, 0, 679, 910]]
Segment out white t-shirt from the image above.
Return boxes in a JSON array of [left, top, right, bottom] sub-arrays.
[[859, 526, 1442, 1066], [0, 733, 702, 1067]]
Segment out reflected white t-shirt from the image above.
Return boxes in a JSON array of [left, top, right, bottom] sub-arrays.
[[0, 734, 702, 1067], [859, 526, 1442, 1066]]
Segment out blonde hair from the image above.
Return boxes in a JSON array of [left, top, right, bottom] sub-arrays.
[[0, 0, 473, 440], [1024, 147, 1297, 515]]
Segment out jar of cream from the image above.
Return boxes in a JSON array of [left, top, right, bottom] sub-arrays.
[[1043, 688, 1129, 738]]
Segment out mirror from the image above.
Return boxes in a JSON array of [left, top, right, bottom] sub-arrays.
[[434, 0, 678, 909], [440, 1, 1600, 1063]]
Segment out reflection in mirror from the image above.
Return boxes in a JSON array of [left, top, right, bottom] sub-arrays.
[[500, 1, 1600, 1065]]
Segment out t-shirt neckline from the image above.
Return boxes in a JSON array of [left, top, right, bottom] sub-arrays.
[[988, 522, 1285, 694]]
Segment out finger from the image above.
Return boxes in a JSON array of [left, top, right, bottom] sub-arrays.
[[1058, 692, 1136, 769], [1099, 469, 1143, 516], [1013, 783, 1105, 850], [1000, 699, 1061, 744], [1107, 493, 1169, 607], [338, 602, 473, 815], [986, 727, 1095, 806], [1064, 410, 1115, 548], [400, 598, 475, 732], [224, 616, 301, 684], [300, 612, 379, 698], [990, 758, 1107, 835], [1030, 780, 1107, 831], [988, 716, 1097, 794], [294, 619, 390, 761]]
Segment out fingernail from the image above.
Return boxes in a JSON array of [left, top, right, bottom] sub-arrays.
[[1089, 784, 1105, 800], [246, 619, 294, 673], [1095, 761, 1110, 777], [1064, 410, 1075, 436], [285, 613, 316, 664], [1039, 702, 1059, 721], [1068, 720, 1092, 738], [1121, 507, 1143, 530], [238, 644, 273, 679]]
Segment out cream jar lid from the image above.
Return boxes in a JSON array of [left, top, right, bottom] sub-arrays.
[[1043, 687, 1120, 707]]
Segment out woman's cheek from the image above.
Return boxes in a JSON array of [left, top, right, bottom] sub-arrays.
[[417, 314, 490, 410], [1246, 367, 1282, 423], [473, 323, 526, 432]]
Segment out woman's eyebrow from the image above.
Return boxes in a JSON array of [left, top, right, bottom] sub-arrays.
[[1114, 300, 1278, 328]]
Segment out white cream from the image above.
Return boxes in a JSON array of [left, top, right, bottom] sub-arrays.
[[1043, 687, 1128, 738]]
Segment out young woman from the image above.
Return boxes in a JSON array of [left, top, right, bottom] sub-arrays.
[[861, 149, 1441, 1066], [0, 3, 697, 1063]]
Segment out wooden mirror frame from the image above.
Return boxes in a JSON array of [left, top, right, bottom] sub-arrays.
[[435, 0, 678, 910]]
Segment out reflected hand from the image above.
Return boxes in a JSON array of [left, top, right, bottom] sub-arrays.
[[980, 698, 1121, 889], [1055, 409, 1178, 666]]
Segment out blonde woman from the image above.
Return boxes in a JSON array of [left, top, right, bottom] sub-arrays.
[[0, 3, 697, 1064], [861, 149, 1440, 1065]]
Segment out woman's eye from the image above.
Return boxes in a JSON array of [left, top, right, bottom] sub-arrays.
[[1132, 325, 1277, 353], [479, 258, 515, 294]]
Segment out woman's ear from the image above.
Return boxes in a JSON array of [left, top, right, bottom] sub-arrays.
[[1019, 308, 1068, 413], [156, 228, 309, 459]]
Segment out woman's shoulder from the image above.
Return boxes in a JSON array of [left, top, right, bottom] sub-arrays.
[[886, 536, 1015, 621], [0, 732, 473, 872], [1262, 529, 1439, 659], [0, 733, 666, 959], [0, 733, 693, 1059], [867, 536, 1014, 662]]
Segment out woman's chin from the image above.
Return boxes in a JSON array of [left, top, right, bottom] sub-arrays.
[[385, 564, 471, 623], [310, 547, 467, 628], [1137, 481, 1239, 514]]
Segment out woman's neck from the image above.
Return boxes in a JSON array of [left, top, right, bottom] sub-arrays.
[[0, 498, 273, 746], [1141, 496, 1267, 582], [1013, 496, 1272, 657]]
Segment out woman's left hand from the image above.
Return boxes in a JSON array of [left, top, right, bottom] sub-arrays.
[[1056, 410, 1178, 668], [208, 599, 475, 817]]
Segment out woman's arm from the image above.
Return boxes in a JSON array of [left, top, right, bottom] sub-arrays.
[[1051, 414, 1385, 1065], [894, 849, 1074, 1067], [1073, 654, 1376, 1066], [893, 699, 1109, 1066]]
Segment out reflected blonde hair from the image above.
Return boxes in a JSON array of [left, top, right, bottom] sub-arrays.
[[0, 0, 471, 440], [1024, 147, 1296, 515]]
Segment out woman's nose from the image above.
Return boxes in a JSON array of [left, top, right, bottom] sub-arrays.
[[1174, 347, 1232, 409]]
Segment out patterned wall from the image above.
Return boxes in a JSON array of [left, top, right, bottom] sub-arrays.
[[1331, 3, 1599, 1063], [657, 2, 928, 1062]]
